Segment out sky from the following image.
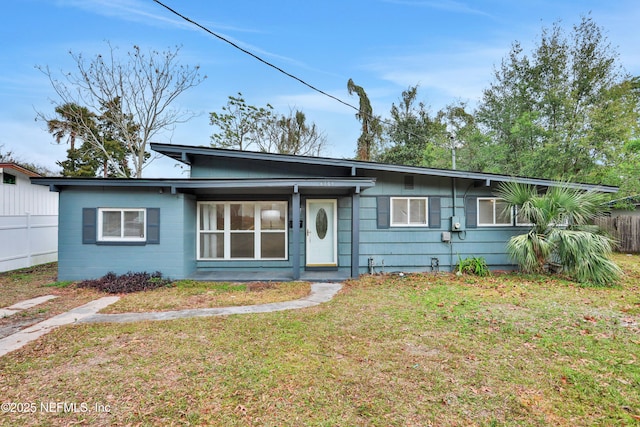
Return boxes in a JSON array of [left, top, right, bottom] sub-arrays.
[[2, 0, 640, 178]]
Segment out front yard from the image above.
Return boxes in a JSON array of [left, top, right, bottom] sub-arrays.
[[0, 255, 639, 426]]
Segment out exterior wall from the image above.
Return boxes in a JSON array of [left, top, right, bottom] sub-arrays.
[[190, 157, 343, 179], [356, 171, 524, 274], [54, 163, 546, 280], [58, 187, 194, 281], [1, 168, 58, 216], [0, 168, 58, 272]]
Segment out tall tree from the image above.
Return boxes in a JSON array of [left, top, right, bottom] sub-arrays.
[[38, 43, 205, 178], [347, 79, 381, 161], [378, 86, 439, 166], [377, 86, 483, 170], [46, 101, 133, 177], [476, 16, 639, 183], [47, 103, 100, 177]]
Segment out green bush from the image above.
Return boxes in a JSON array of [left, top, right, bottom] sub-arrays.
[[456, 256, 490, 277]]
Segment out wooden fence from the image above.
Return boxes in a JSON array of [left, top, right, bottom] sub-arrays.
[[594, 215, 640, 253]]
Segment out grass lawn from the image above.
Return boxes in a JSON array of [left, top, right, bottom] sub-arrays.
[[0, 254, 639, 426]]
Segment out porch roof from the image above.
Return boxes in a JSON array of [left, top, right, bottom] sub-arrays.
[[31, 177, 376, 195]]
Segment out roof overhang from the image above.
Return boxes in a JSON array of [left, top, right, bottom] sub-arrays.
[[0, 163, 40, 178], [31, 177, 376, 196]]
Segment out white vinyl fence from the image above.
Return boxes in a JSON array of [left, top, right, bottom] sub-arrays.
[[0, 214, 58, 272]]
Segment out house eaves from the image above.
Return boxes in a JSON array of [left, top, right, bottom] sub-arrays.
[[0, 163, 41, 178], [150, 143, 619, 193], [31, 177, 376, 195]]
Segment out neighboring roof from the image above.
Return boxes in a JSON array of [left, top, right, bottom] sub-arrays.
[[150, 143, 619, 193], [0, 163, 40, 178], [607, 195, 640, 207]]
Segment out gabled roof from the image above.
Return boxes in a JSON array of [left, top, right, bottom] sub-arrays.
[[151, 143, 619, 193], [0, 163, 41, 178]]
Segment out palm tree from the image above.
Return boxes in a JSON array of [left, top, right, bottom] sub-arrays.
[[495, 181, 621, 286], [47, 103, 100, 176]]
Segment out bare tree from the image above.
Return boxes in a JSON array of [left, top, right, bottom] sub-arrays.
[[259, 109, 328, 156], [210, 95, 327, 156], [37, 43, 205, 177]]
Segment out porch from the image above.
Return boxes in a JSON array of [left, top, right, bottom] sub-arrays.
[[187, 269, 352, 283]]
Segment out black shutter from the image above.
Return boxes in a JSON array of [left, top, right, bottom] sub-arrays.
[[429, 197, 441, 229], [147, 208, 160, 244], [376, 196, 390, 229], [82, 208, 97, 244], [466, 197, 477, 229]]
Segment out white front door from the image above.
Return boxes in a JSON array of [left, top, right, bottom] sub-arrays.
[[306, 199, 337, 267]]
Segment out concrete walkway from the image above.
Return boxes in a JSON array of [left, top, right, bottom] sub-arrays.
[[0, 295, 58, 317], [0, 282, 342, 357], [81, 282, 343, 323], [0, 297, 120, 358]]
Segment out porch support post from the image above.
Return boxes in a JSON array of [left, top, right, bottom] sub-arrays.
[[291, 189, 301, 280], [351, 189, 361, 278]]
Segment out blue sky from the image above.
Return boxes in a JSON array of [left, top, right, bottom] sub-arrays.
[[2, 0, 639, 177]]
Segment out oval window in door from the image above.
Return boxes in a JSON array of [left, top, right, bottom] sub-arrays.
[[316, 208, 328, 239]]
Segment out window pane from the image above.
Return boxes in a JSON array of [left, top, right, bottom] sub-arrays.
[[200, 233, 224, 259], [392, 199, 408, 224], [200, 204, 224, 231], [409, 199, 426, 224], [123, 211, 145, 238], [231, 203, 255, 230], [516, 207, 530, 225], [102, 211, 122, 237], [230, 233, 254, 258], [260, 204, 285, 230], [478, 200, 494, 224], [495, 200, 511, 224], [261, 232, 285, 258]]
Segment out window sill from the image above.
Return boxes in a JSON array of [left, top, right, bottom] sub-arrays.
[[96, 241, 148, 246]]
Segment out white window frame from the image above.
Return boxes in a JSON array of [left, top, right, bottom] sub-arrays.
[[390, 197, 429, 227], [197, 201, 288, 261], [514, 206, 569, 227], [515, 206, 533, 227], [477, 198, 513, 227], [97, 208, 146, 242]]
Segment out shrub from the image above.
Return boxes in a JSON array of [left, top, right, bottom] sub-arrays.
[[456, 256, 490, 277], [77, 271, 171, 294]]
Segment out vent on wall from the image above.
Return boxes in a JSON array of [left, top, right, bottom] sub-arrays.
[[404, 175, 414, 190]]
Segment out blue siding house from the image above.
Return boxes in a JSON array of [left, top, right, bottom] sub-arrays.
[[32, 143, 617, 281]]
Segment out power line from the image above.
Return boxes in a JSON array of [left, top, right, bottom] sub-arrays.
[[152, 0, 360, 114], [151, 0, 441, 155]]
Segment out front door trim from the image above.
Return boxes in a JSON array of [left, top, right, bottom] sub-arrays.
[[305, 199, 338, 268]]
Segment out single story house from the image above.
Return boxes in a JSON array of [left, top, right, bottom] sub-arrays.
[[32, 143, 617, 281]]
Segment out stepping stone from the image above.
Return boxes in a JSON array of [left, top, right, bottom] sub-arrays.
[[0, 295, 58, 317], [0, 296, 119, 357]]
